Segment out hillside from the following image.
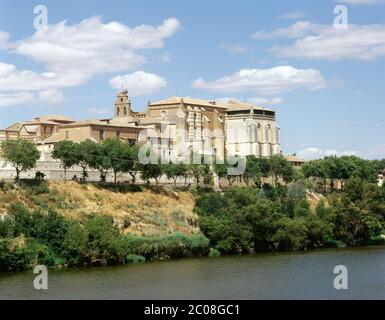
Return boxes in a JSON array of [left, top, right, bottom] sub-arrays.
[[0, 181, 198, 236]]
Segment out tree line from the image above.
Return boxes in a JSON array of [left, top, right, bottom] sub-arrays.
[[0, 138, 298, 189]]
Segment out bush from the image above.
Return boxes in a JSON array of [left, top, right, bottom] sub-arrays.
[[208, 248, 221, 257], [123, 215, 131, 229], [125, 232, 209, 260], [83, 215, 126, 265], [0, 238, 61, 272], [126, 254, 146, 263], [196, 179, 385, 254]]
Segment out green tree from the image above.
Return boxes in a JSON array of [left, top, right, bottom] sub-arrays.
[[139, 162, 163, 186], [243, 156, 262, 186], [75, 139, 98, 182], [163, 162, 188, 187], [126, 145, 141, 184], [100, 139, 130, 184], [52, 140, 78, 181], [0, 139, 40, 182], [268, 155, 294, 186], [80, 141, 108, 182]]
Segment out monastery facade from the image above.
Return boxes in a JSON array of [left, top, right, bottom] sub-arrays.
[[0, 91, 282, 161]]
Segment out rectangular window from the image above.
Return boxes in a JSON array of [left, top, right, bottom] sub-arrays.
[[116, 131, 120, 140], [65, 130, 69, 139], [99, 130, 105, 141]]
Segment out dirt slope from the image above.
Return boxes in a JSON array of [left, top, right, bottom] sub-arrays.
[[0, 181, 199, 236]]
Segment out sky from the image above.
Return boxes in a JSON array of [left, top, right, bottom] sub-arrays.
[[0, 0, 384, 160]]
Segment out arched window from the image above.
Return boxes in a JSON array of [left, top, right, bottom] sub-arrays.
[[124, 107, 127, 115], [117, 107, 120, 116]]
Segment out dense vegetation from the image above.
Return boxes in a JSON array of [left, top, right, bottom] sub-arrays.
[[1, 138, 385, 271], [196, 156, 385, 254], [0, 201, 209, 271]]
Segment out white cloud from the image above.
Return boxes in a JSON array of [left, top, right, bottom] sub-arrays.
[[253, 21, 322, 39], [192, 66, 326, 95], [12, 16, 180, 77], [37, 89, 64, 104], [0, 89, 65, 108], [279, 11, 306, 20], [298, 145, 385, 160], [221, 43, 247, 54], [0, 16, 179, 107], [110, 71, 167, 96], [366, 145, 385, 159], [0, 92, 34, 107], [253, 21, 385, 60], [297, 147, 359, 160], [0, 62, 89, 92], [335, 0, 383, 5]]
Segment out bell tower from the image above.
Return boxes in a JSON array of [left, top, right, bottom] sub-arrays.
[[114, 90, 131, 117]]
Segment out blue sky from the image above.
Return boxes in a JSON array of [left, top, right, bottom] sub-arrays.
[[0, 0, 384, 159]]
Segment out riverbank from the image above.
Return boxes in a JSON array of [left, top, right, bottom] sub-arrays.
[[1, 175, 385, 272]]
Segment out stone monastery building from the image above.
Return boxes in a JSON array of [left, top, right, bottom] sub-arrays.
[[0, 91, 282, 160]]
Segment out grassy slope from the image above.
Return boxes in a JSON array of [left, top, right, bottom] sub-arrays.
[[0, 181, 199, 236]]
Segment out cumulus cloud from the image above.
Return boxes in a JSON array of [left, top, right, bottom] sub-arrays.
[[0, 92, 34, 107], [0, 89, 64, 108], [0, 16, 179, 107], [192, 66, 326, 95], [0, 62, 83, 92], [12, 16, 180, 77], [37, 89, 64, 104], [253, 21, 385, 60], [110, 71, 167, 96]]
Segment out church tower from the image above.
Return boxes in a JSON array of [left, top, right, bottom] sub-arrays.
[[114, 90, 132, 117]]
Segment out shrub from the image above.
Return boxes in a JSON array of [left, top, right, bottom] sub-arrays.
[[126, 254, 145, 263], [124, 232, 209, 260], [208, 248, 221, 257], [123, 215, 131, 229], [83, 215, 126, 265], [0, 238, 60, 272], [62, 221, 89, 266]]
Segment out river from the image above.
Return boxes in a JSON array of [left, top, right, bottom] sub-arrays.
[[1, 246, 385, 300]]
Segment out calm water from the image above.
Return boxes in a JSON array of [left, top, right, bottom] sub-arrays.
[[2, 246, 385, 300]]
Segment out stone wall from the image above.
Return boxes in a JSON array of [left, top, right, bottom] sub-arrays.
[[0, 152, 191, 185]]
